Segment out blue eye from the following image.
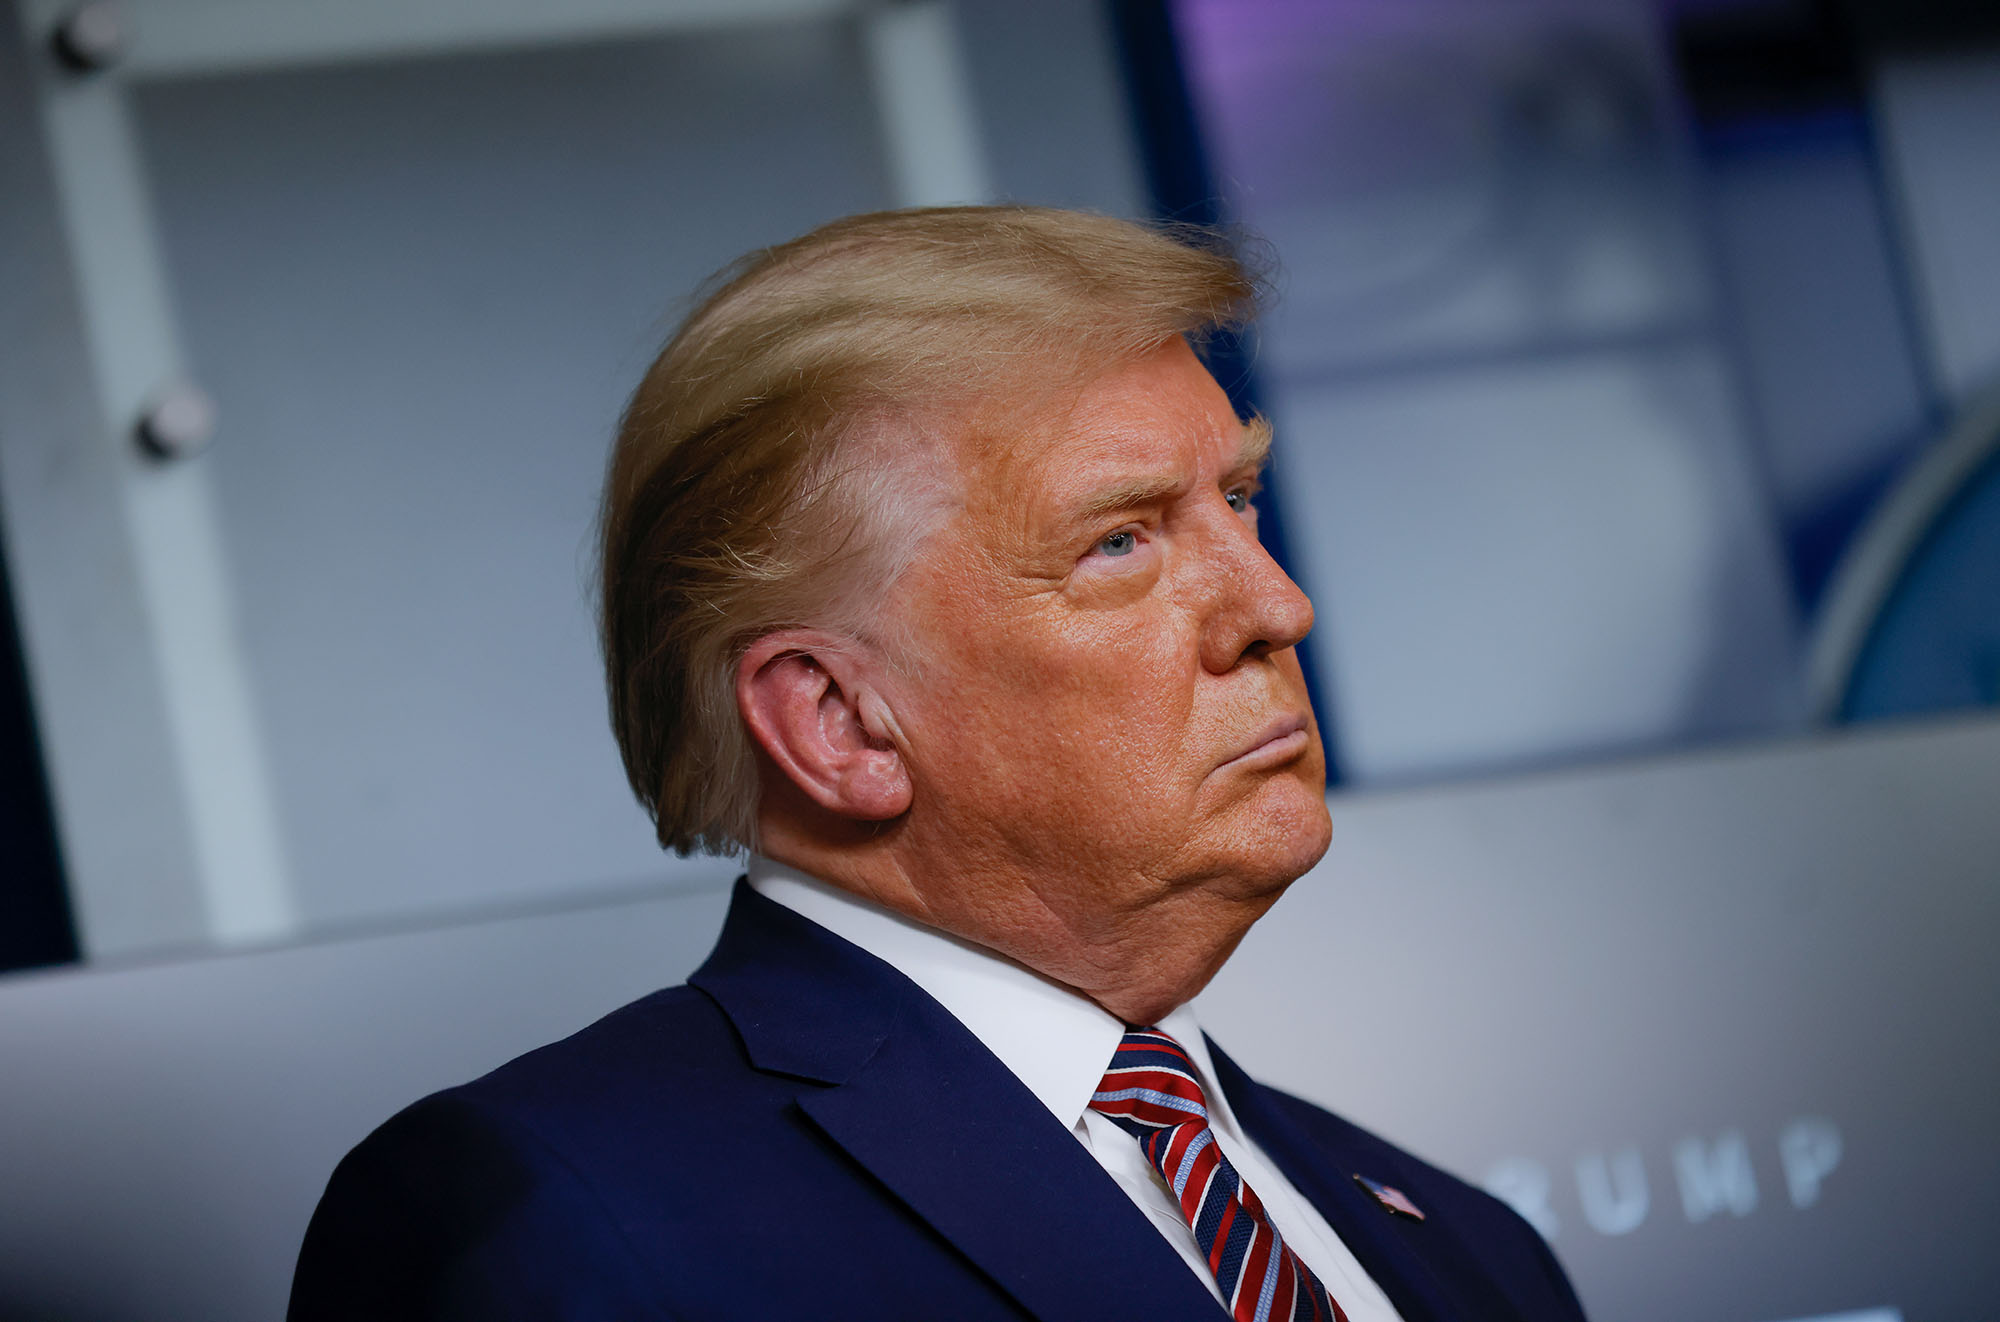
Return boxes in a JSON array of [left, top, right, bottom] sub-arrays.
[[1097, 530, 1138, 557], [1225, 488, 1252, 514]]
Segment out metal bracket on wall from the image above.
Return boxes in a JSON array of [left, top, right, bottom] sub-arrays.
[[15, 0, 299, 950]]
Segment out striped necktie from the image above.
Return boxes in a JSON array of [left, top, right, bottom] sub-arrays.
[[1091, 1027, 1349, 1322]]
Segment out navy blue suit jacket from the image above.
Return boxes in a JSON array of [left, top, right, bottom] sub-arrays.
[[290, 881, 1587, 1321]]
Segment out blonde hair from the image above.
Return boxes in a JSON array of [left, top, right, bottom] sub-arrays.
[[599, 206, 1260, 855]]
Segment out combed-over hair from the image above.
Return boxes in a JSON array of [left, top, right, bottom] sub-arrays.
[[599, 205, 1261, 856]]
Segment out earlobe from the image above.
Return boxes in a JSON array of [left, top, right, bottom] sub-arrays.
[[738, 633, 913, 823]]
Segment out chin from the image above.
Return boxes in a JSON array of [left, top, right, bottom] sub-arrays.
[[1266, 792, 1334, 883], [1212, 774, 1332, 899]]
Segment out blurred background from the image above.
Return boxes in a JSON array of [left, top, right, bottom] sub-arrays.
[[0, 0, 1994, 1318]]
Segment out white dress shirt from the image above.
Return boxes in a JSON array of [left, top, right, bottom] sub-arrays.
[[749, 857, 1404, 1321]]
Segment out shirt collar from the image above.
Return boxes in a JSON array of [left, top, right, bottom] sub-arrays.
[[747, 856, 1222, 1133], [1154, 1001, 1240, 1137]]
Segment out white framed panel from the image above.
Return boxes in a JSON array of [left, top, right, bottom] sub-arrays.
[[130, 22, 891, 930], [1873, 50, 2000, 406], [1179, 0, 1712, 378], [1273, 343, 1802, 784], [7, 0, 1001, 952]]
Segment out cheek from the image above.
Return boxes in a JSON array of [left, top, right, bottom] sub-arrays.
[[891, 554, 1206, 793], [1053, 624, 1200, 776], [949, 611, 1200, 799]]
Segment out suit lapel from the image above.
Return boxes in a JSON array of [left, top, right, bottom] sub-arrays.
[[692, 882, 1221, 1322], [798, 1004, 1222, 1322], [1210, 1040, 1525, 1322]]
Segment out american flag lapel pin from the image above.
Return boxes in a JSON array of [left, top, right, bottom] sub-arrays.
[[1353, 1174, 1426, 1221]]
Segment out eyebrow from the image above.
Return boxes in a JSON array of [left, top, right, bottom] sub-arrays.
[[1060, 415, 1275, 530], [1235, 414, 1274, 478]]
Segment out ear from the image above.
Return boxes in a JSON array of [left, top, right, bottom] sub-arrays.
[[736, 631, 913, 822]]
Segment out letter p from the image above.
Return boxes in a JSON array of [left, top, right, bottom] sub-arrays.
[[1778, 1116, 1842, 1209]]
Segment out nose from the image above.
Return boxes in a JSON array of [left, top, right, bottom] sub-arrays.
[[1198, 506, 1315, 674]]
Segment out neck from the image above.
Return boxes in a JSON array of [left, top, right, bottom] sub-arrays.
[[755, 816, 1272, 1026]]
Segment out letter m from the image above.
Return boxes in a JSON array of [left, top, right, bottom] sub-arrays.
[[1673, 1130, 1758, 1222]]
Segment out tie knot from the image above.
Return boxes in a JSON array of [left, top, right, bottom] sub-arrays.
[[1090, 1027, 1211, 1131], [1088, 1029, 1352, 1322]]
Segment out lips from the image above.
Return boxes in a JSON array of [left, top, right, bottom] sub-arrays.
[[1220, 713, 1311, 771]]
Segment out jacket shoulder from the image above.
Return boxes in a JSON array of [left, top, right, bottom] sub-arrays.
[[289, 984, 735, 1322], [290, 1085, 677, 1321], [447, 983, 746, 1125]]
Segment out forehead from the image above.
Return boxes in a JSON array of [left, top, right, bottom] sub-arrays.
[[956, 340, 1250, 504]]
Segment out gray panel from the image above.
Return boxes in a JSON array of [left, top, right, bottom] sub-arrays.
[[0, 880, 734, 1322], [1199, 714, 2000, 1321], [127, 25, 893, 929]]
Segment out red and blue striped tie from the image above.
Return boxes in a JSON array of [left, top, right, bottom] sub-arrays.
[[1091, 1028, 1349, 1322]]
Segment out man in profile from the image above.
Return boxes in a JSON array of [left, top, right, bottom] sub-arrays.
[[290, 208, 1587, 1321]]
